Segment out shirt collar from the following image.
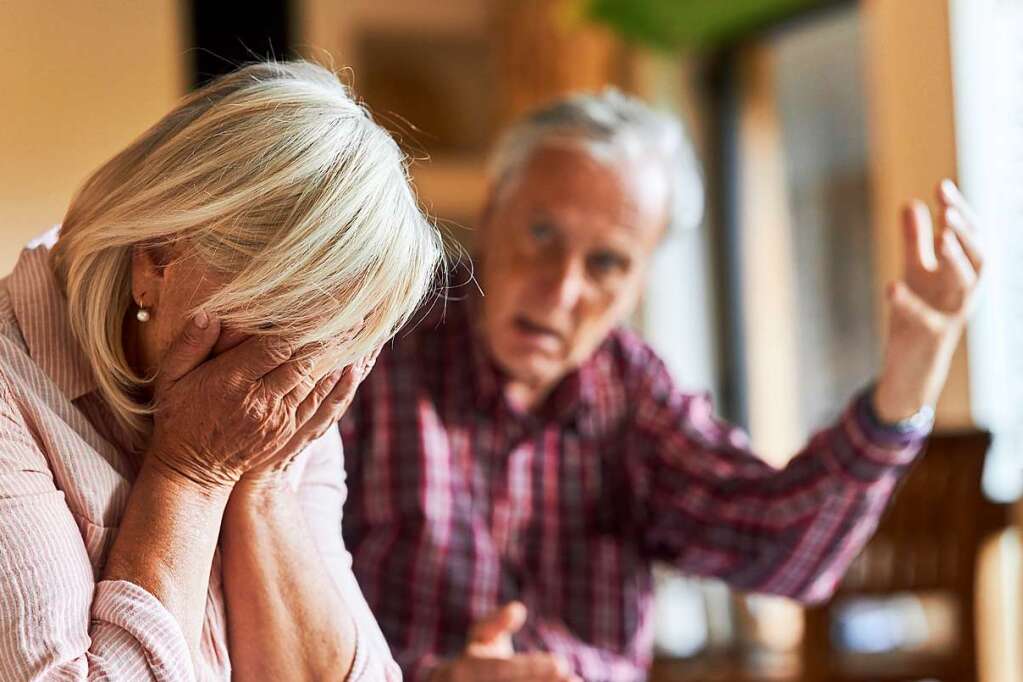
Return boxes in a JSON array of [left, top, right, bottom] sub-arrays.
[[6, 241, 97, 401]]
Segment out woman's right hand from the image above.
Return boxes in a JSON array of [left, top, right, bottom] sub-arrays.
[[146, 311, 342, 491]]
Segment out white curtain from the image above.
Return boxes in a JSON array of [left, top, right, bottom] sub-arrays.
[[951, 0, 1023, 501]]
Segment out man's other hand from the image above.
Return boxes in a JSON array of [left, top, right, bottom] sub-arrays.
[[432, 602, 581, 682]]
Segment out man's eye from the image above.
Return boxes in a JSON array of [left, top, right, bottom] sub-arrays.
[[529, 222, 554, 242], [588, 251, 628, 275]]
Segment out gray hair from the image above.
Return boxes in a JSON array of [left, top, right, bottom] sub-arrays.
[[488, 88, 705, 234]]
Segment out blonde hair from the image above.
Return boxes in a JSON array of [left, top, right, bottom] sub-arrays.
[[52, 61, 443, 440]]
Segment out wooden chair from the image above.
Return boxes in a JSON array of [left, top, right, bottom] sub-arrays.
[[800, 430, 1012, 682]]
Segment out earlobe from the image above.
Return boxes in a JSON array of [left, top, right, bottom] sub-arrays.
[[130, 244, 167, 310]]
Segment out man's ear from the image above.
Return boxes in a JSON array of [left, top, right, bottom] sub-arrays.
[[130, 244, 171, 309], [477, 179, 509, 254], [478, 186, 498, 232]]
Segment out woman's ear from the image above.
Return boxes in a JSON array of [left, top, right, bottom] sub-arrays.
[[130, 244, 171, 310]]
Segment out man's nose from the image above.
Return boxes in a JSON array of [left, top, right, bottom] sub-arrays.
[[543, 258, 587, 312]]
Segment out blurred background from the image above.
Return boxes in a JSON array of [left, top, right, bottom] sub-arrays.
[[1, 1, 1021, 680]]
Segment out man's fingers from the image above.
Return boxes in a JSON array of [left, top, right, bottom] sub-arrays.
[[887, 280, 943, 332], [943, 206, 984, 274], [157, 311, 221, 387], [902, 201, 938, 275], [459, 654, 575, 682], [468, 601, 528, 647], [888, 280, 927, 315], [937, 228, 978, 295], [937, 178, 982, 228], [504, 653, 575, 682]]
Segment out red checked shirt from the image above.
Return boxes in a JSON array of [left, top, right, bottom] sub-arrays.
[[340, 293, 929, 682]]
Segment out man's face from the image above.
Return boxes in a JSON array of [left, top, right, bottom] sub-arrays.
[[478, 144, 669, 396]]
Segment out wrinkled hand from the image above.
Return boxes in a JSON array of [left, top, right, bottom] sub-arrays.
[[433, 602, 581, 682], [874, 179, 984, 421], [240, 345, 381, 487], [147, 312, 350, 491]]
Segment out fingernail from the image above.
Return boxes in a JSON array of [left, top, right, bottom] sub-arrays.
[[942, 178, 957, 195], [194, 310, 209, 329]]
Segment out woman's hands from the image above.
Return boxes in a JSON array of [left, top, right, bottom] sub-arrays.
[[111, 310, 374, 667], [146, 311, 371, 492], [239, 345, 381, 488]]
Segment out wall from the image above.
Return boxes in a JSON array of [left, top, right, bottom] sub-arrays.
[[0, 1, 186, 273], [861, 0, 971, 429]]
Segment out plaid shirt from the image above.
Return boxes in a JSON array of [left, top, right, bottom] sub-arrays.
[[340, 294, 929, 682]]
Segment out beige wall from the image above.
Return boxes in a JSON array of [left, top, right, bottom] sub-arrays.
[[0, 1, 186, 273], [862, 0, 972, 429]]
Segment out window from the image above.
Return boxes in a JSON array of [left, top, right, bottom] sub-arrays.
[[951, 0, 1023, 501]]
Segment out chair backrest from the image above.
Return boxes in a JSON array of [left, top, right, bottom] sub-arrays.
[[840, 431, 992, 595], [801, 431, 1011, 682]]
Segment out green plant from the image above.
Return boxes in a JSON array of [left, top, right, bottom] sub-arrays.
[[586, 0, 825, 50]]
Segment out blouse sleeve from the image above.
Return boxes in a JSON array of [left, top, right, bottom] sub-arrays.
[[293, 428, 402, 681], [0, 381, 195, 681]]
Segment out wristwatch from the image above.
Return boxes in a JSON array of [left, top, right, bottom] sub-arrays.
[[865, 386, 936, 434]]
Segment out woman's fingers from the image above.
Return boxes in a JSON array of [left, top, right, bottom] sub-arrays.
[[356, 345, 383, 377], [311, 365, 360, 424], [262, 351, 319, 398], [278, 350, 380, 457], [280, 367, 354, 453], [156, 311, 221, 388], [293, 367, 344, 424], [215, 334, 294, 383]]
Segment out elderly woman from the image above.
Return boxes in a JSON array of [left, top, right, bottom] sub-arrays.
[[0, 62, 442, 680]]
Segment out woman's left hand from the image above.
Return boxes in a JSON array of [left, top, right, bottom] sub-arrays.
[[235, 347, 381, 490]]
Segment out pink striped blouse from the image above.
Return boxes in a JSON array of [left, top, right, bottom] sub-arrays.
[[0, 238, 400, 681]]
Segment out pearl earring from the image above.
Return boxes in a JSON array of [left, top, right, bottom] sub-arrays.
[[136, 307, 151, 323]]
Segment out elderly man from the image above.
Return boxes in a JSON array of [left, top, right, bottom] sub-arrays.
[[340, 90, 983, 682]]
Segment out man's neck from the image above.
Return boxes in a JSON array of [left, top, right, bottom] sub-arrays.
[[503, 379, 551, 414]]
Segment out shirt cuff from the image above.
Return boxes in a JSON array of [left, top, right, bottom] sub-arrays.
[[830, 388, 931, 485], [855, 386, 934, 448], [91, 579, 195, 682]]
